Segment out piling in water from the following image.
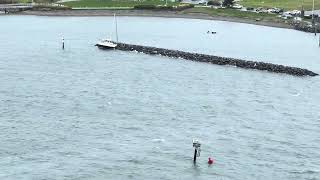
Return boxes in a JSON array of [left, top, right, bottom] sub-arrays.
[[113, 42, 318, 77], [62, 37, 65, 50], [192, 139, 200, 164], [193, 149, 197, 163]]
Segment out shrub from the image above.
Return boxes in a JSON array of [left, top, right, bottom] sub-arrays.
[[175, 4, 194, 10], [133, 4, 157, 9], [32, 4, 71, 11], [156, 5, 174, 10], [207, 0, 221, 6]]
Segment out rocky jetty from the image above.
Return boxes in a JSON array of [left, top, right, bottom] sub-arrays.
[[290, 20, 320, 33], [114, 42, 318, 77]]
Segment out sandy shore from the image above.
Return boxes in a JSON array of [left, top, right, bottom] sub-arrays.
[[16, 9, 293, 29]]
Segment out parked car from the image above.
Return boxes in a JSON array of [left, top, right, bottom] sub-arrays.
[[282, 12, 293, 19], [256, 7, 268, 13], [246, 7, 254, 11], [267, 8, 283, 14], [290, 10, 301, 16], [232, 4, 243, 9]]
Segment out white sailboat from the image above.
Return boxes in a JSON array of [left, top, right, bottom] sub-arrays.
[[96, 13, 118, 49]]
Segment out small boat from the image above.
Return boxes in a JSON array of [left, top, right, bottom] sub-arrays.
[[96, 39, 117, 49], [96, 13, 118, 49], [207, 31, 217, 34]]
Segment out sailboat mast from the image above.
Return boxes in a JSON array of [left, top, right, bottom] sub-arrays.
[[312, 0, 317, 35], [114, 13, 119, 43]]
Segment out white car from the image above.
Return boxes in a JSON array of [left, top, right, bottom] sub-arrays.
[[232, 4, 243, 9]]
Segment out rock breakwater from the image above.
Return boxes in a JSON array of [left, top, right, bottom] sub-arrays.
[[290, 20, 320, 33], [112, 42, 318, 77]]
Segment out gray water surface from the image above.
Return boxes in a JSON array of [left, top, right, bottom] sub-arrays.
[[0, 16, 320, 180]]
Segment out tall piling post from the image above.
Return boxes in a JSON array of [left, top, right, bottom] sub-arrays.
[[192, 139, 201, 163], [62, 37, 65, 50], [312, 0, 316, 36]]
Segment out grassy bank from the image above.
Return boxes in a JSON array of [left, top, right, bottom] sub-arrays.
[[61, 0, 179, 8], [13, 0, 320, 11], [182, 7, 284, 22], [240, 0, 320, 11], [17, 0, 58, 2]]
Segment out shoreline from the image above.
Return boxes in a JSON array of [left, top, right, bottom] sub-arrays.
[[15, 9, 294, 30]]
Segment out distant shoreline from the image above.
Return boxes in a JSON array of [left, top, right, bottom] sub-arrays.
[[16, 9, 294, 30]]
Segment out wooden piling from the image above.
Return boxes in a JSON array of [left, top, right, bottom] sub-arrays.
[[62, 37, 65, 50]]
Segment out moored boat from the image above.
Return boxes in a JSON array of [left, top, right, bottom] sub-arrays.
[[96, 13, 118, 49], [96, 39, 117, 49]]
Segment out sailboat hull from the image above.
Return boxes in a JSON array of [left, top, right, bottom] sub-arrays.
[[95, 44, 117, 49], [95, 40, 117, 49]]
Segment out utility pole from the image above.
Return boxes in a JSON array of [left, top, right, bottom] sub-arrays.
[[312, 0, 316, 36], [301, 0, 304, 17], [301, 0, 305, 17], [312, 0, 314, 21]]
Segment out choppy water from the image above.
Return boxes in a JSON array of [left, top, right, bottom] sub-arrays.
[[0, 15, 320, 180]]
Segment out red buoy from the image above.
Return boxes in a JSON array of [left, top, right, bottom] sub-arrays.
[[208, 157, 214, 164]]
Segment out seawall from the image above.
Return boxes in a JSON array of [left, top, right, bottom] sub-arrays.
[[112, 42, 318, 77]]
